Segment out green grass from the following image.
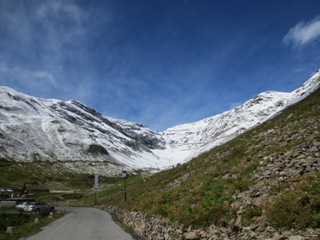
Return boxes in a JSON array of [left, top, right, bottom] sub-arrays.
[[0, 161, 95, 191], [101, 140, 259, 227], [0, 211, 65, 240], [265, 176, 320, 229], [82, 174, 144, 205]]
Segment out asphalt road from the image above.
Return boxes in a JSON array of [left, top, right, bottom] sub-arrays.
[[22, 207, 133, 240]]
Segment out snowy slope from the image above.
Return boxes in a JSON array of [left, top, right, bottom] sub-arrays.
[[155, 91, 292, 165], [0, 87, 168, 174], [155, 69, 320, 165], [0, 70, 319, 173], [289, 69, 320, 105]]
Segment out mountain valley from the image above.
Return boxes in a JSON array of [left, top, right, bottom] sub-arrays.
[[0, 70, 319, 176]]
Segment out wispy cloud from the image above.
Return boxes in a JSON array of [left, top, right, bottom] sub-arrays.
[[283, 16, 320, 47], [0, 0, 87, 59], [0, 0, 93, 99], [0, 62, 57, 86], [35, 0, 88, 57]]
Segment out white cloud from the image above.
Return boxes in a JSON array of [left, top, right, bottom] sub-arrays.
[[0, 0, 89, 66], [0, 0, 94, 96], [36, 0, 84, 24], [34, 0, 88, 64], [283, 16, 320, 47], [0, 62, 57, 87]]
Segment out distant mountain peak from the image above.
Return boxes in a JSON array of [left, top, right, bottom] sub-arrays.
[[0, 70, 319, 174]]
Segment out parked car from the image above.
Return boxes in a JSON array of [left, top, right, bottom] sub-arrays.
[[16, 201, 29, 211], [0, 188, 13, 192], [16, 201, 54, 212]]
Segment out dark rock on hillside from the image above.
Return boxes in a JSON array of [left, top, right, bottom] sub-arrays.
[[87, 144, 109, 155]]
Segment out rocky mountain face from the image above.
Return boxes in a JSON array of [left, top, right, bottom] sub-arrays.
[[0, 87, 166, 174], [0, 70, 319, 174]]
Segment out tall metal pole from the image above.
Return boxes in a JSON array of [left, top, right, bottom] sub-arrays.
[[124, 177, 127, 202], [122, 170, 127, 202], [94, 174, 98, 205]]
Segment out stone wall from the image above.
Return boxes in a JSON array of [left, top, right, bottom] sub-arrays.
[[100, 205, 319, 240]]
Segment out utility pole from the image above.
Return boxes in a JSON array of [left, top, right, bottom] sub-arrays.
[[94, 174, 98, 205], [122, 170, 127, 202]]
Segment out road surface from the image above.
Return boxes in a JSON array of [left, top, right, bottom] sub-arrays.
[[22, 207, 133, 240]]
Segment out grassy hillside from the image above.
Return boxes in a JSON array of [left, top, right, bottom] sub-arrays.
[[101, 87, 320, 230], [0, 161, 95, 190], [0, 160, 145, 206]]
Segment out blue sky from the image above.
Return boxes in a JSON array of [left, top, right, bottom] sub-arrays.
[[1, 0, 320, 131]]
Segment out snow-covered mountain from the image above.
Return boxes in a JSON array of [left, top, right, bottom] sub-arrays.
[[0, 70, 319, 174], [159, 70, 320, 164], [0, 88, 168, 174]]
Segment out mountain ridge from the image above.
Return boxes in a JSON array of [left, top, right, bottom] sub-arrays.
[[0, 70, 319, 174], [101, 74, 320, 240]]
